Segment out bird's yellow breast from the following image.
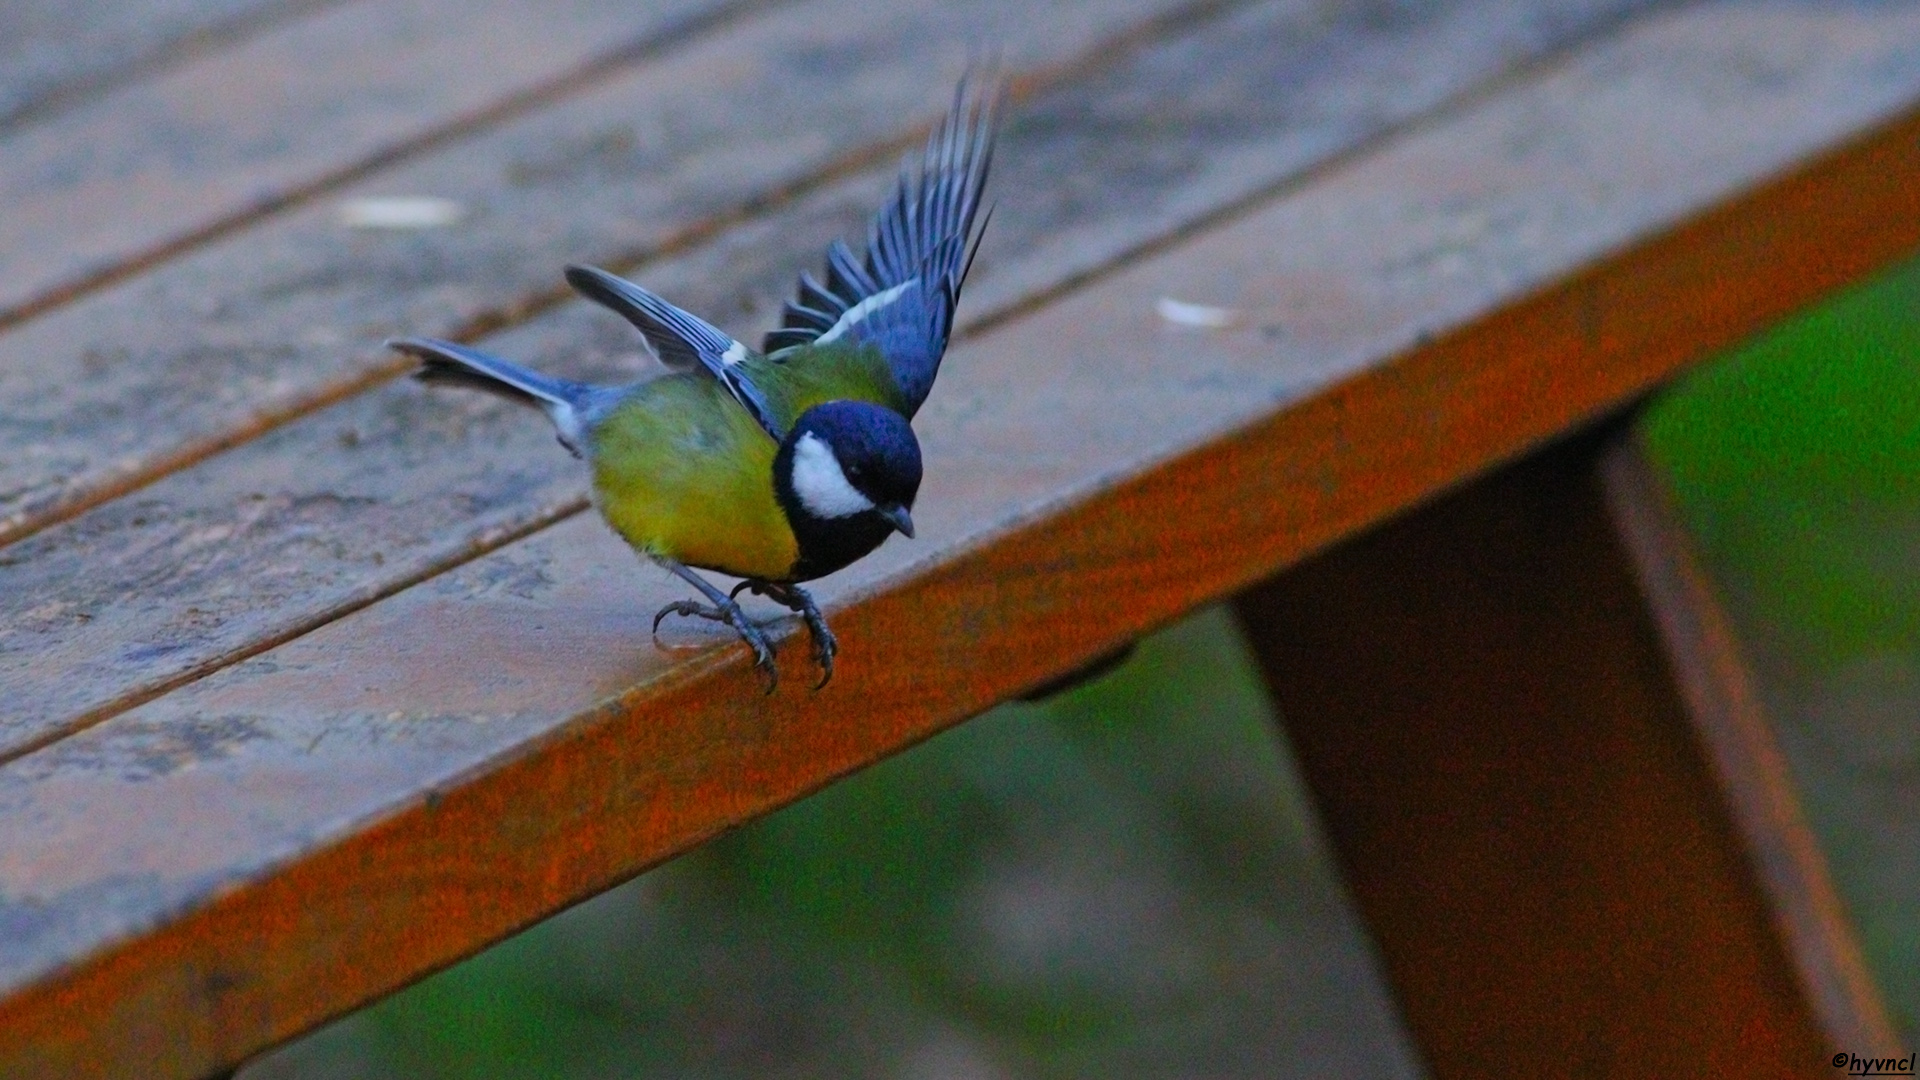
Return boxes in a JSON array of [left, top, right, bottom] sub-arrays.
[[587, 375, 799, 581]]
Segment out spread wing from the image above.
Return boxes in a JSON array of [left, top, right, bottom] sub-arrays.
[[762, 76, 999, 416], [565, 264, 780, 438]]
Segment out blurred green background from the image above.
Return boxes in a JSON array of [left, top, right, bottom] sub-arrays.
[[249, 254, 1920, 1076]]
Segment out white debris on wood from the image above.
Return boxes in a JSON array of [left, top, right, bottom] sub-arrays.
[[337, 196, 466, 230], [1155, 296, 1237, 328]]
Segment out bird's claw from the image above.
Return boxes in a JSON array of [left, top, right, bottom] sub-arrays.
[[651, 599, 727, 632], [787, 596, 836, 688], [731, 581, 837, 688], [652, 597, 778, 693], [805, 619, 837, 689]]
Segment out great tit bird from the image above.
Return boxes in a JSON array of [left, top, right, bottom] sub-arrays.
[[390, 79, 997, 689]]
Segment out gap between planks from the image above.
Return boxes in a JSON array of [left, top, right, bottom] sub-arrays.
[[0, 0, 353, 135], [0, 0, 1272, 551], [0, 0, 794, 332], [0, 0, 1668, 760]]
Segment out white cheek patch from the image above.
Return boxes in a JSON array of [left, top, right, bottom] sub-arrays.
[[816, 281, 914, 344], [791, 433, 875, 519]]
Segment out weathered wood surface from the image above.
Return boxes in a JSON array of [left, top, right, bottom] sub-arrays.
[[1233, 432, 1828, 1076], [0, 0, 305, 130], [0, 0, 756, 327], [0, 0, 1230, 547], [1605, 443, 1903, 1056], [4, 2, 1920, 1075], [0, 0, 1660, 757]]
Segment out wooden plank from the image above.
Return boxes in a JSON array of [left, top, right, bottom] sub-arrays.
[[1230, 430, 1829, 1075], [0, 0, 1663, 757], [0, 0, 1656, 548], [4, 4, 1920, 1075], [0, 0, 318, 132], [0, 0, 760, 328], [0, 0, 1260, 549], [1602, 440, 1903, 1055], [236, 608, 1434, 1080]]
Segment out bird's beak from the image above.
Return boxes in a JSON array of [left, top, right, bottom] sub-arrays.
[[878, 503, 915, 538]]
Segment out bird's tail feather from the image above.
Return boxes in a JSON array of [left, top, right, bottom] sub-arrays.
[[392, 337, 579, 407], [390, 337, 595, 455]]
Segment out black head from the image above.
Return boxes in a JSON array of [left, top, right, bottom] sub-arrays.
[[772, 401, 922, 581]]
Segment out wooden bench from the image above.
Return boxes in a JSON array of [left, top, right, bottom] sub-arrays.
[[2, 0, 1917, 1074]]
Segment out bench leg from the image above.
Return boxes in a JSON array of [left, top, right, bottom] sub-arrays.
[[1232, 429, 1834, 1077]]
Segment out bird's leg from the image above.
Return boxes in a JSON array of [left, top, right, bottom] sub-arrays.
[[652, 559, 777, 691], [731, 580, 837, 688]]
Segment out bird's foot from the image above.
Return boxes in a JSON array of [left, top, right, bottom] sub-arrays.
[[652, 597, 777, 692], [732, 581, 837, 688]]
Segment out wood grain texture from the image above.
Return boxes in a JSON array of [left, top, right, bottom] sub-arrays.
[[0, 0, 1243, 553], [3, 4, 1920, 1074], [1232, 430, 1828, 1076], [1603, 441, 1903, 1056], [0, 0, 321, 131], [0, 0, 1661, 757], [0, 0, 754, 326]]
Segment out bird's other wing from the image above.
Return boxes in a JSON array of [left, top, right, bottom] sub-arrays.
[[565, 264, 781, 439], [762, 75, 1000, 417]]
